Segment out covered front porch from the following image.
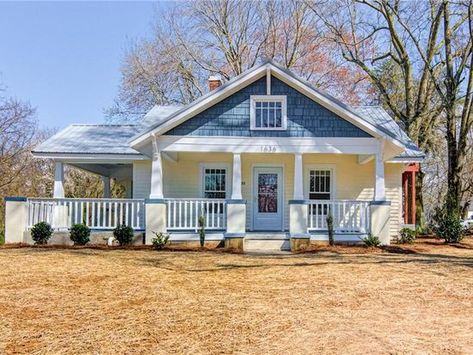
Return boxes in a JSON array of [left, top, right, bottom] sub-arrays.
[[6, 137, 398, 250]]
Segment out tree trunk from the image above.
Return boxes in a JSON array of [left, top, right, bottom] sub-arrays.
[[445, 106, 462, 212]]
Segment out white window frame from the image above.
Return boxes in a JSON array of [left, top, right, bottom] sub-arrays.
[[304, 164, 336, 200], [250, 95, 287, 130], [199, 163, 230, 199]]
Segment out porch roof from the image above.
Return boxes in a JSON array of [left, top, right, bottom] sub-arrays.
[[351, 106, 423, 159], [33, 124, 143, 156]]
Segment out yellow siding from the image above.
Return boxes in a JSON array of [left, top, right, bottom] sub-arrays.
[[385, 163, 403, 237], [132, 161, 151, 199], [132, 153, 403, 237]]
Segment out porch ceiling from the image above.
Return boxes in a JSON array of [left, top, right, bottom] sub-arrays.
[[68, 163, 132, 179]]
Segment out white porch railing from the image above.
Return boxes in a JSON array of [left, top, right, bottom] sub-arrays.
[[308, 200, 370, 233], [166, 198, 226, 231], [27, 198, 145, 230]]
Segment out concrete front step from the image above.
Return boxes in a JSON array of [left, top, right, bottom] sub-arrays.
[[244, 234, 291, 252]]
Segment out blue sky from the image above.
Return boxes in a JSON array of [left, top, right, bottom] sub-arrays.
[[0, 1, 166, 130]]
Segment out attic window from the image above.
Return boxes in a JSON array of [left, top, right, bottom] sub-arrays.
[[250, 95, 287, 130]]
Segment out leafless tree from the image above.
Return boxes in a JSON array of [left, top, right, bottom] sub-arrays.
[[108, 0, 374, 120], [308, 0, 454, 226]]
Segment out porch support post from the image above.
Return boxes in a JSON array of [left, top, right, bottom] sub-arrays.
[[225, 153, 246, 251], [4, 197, 28, 244], [289, 153, 310, 252], [411, 170, 416, 225], [374, 141, 386, 201], [370, 201, 391, 245], [150, 135, 164, 199], [145, 199, 167, 245], [293, 153, 304, 200], [102, 176, 111, 198], [53, 161, 65, 198], [231, 153, 242, 200], [371, 140, 390, 245]]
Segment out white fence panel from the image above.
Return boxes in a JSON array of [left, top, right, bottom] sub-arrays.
[[166, 198, 226, 231], [27, 198, 145, 230], [308, 200, 370, 233]]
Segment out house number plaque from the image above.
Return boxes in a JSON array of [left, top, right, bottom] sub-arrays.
[[261, 145, 277, 153]]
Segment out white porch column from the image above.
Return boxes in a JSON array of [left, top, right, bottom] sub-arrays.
[[231, 153, 242, 200], [293, 153, 304, 200], [102, 176, 111, 198], [374, 141, 386, 201], [150, 136, 164, 199], [53, 161, 65, 198]]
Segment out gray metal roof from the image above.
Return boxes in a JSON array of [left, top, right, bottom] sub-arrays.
[[33, 61, 423, 160], [352, 106, 424, 158], [140, 105, 182, 128], [33, 124, 142, 155], [130, 61, 423, 159]]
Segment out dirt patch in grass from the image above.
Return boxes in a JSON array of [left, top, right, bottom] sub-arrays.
[[0, 238, 472, 354]]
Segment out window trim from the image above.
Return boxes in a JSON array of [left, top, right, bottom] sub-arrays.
[[304, 164, 336, 200], [250, 95, 287, 131], [199, 163, 230, 199]]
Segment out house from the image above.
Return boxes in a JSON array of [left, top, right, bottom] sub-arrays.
[[4, 61, 424, 251]]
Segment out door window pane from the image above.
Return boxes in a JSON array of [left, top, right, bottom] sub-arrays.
[[258, 173, 278, 213]]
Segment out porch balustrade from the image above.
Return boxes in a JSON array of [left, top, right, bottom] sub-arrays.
[[166, 198, 227, 232], [308, 200, 370, 233], [27, 198, 145, 230]]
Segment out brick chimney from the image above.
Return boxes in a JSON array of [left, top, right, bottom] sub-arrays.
[[208, 75, 222, 91]]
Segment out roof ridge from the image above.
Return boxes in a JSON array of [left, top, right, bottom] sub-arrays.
[[352, 105, 383, 108], [70, 123, 138, 127]]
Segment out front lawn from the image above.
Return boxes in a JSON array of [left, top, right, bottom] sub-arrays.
[[0, 238, 472, 354]]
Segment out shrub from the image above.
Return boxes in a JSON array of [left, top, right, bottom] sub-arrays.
[[69, 224, 91, 245], [432, 200, 464, 243], [399, 227, 416, 244], [152, 231, 170, 250], [0, 226, 4, 245], [326, 208, 334, 246], [113, 224, 134, 246], [361, 234, 381, 247], [198, 215, 205, 247], [31, 221, 53, 245]]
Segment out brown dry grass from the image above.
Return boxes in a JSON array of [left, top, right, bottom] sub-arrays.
[[1, 238, 473, 354]]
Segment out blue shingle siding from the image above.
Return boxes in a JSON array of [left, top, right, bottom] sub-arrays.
[[166, 76, 372, 138]]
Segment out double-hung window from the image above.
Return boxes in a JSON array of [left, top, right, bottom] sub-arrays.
[[250, 95, 287, 130], [203, 168, 227, 199], [202, 167, 227, 214], [309, 169, 332, 200]]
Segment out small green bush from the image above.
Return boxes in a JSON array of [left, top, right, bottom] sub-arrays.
[[70, 224, 91, 245], [326, 208, 334, 246], [31, 221, 53, 245], [152, 231, 170, 250], [0, 226, 4, 245], [399, 227, 416, 244], [113, 224, 134, 246], [432, 201, 464, 243], [361, 234, 381, 247], [198, 215, 205, 247]]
